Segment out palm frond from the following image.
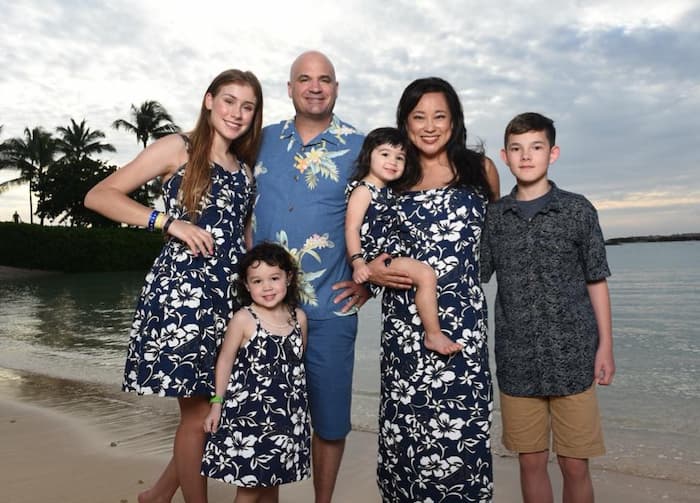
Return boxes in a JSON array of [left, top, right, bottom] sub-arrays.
[[0, 176, 24, 194]]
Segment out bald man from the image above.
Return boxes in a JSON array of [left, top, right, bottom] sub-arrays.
[[252, 51, 367, 502]]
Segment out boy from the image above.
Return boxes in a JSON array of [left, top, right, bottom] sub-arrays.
[[481, 112, 615, 503]]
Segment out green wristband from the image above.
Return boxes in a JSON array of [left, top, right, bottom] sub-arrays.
[[209, 395, 223, 404]]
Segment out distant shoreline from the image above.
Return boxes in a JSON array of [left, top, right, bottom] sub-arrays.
[[605, 232, 700, 245], [0, 265, 60, 280]]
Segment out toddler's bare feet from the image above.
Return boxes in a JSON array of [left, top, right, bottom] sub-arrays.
[[424, 332, 463, 355]]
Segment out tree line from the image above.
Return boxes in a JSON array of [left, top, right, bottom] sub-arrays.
[[0, 101, 180, 227]]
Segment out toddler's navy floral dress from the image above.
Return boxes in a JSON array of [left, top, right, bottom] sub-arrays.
[[345, 180, 404, 262], [201, 306, 311, 486]]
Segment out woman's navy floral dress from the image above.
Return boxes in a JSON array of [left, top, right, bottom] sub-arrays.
[[123, 163, 254, 397], [377, 186, 493, 502], [201, 306, 311, 486]]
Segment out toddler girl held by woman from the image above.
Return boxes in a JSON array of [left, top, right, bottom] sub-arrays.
[[345, 127, 461, 355], [202, 242, 310, 503]]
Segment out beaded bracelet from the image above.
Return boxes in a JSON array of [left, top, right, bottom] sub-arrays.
[[147, 210, 160, 232], [209, 395, 224, 404]]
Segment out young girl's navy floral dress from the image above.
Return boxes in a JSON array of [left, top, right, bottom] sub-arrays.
[[201, 306, 311, 487], [123, 162, 254, 397], [377, 187, 493, 502]]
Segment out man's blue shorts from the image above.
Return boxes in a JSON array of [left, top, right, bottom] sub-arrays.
[[304, 315, 358, 440]]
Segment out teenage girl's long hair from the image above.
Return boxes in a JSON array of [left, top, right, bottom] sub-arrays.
[[179, 69, 264, 220], [395, 77, 493, 201]]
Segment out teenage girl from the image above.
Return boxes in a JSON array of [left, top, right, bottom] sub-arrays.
[[85, 69, 263, 503]]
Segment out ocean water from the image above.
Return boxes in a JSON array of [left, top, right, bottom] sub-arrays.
[[0, 241, 698, 484]]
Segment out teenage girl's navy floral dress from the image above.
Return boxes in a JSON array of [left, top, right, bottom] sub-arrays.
[[201, 306, 311, 486], [123, 162, 254, 397], [377, 187, 493, 502]]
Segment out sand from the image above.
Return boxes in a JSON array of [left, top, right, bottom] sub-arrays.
[[1, 368, 698, 503]]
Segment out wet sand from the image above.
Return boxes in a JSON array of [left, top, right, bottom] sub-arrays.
[[1, 368, 698, 502]]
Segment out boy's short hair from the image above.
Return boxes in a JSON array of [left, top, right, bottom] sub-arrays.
[[504, 112, 556, 147]]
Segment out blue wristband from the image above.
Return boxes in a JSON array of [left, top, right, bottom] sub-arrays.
[[147, 210, 159, 232]]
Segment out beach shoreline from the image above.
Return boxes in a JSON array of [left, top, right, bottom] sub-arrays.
[[0, 265, 61, 281], [1, 367, 698, 502], [2, 261, 699, 501]]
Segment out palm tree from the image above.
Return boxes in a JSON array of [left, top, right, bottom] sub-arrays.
[[55, 118, 115, 161], [0, 125, 8, 167], [0, 126, 11, 189], [112, 100, 180, 148], [0, 125, 7, 168], [0, 127, 56, 224]]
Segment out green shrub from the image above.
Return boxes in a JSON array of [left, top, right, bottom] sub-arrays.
[[0, 222, 165, 272]]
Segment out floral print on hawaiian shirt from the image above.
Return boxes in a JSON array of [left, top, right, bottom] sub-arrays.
[[252, 116, 364, 320]]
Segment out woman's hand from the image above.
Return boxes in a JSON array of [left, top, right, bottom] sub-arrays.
[[367, 253, 413, 289], [167, 219, 214, 257]]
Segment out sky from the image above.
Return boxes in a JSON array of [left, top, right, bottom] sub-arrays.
[[1, 0, 698, 238]]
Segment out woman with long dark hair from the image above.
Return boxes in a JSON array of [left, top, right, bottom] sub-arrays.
[[371, 77, 499, 501]]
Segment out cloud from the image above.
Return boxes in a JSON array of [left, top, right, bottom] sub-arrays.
[[0, 0, 698, 236], [594, 190, 700, 210]]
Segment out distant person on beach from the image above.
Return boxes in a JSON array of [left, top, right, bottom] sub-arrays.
[[252, 50, 379, 503], [84, 69, 263, 503], [12, 211, 20, 223], [481, 112, 615, 503], [202, 242, 310, 502], [345, 127, 462, 355]]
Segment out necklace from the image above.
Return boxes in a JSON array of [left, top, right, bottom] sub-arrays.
[[261, 318, 292, 330], [252, 307, 292, 330]]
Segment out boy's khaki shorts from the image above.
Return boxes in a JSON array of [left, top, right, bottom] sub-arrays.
[[500, 385, 605, 459]]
